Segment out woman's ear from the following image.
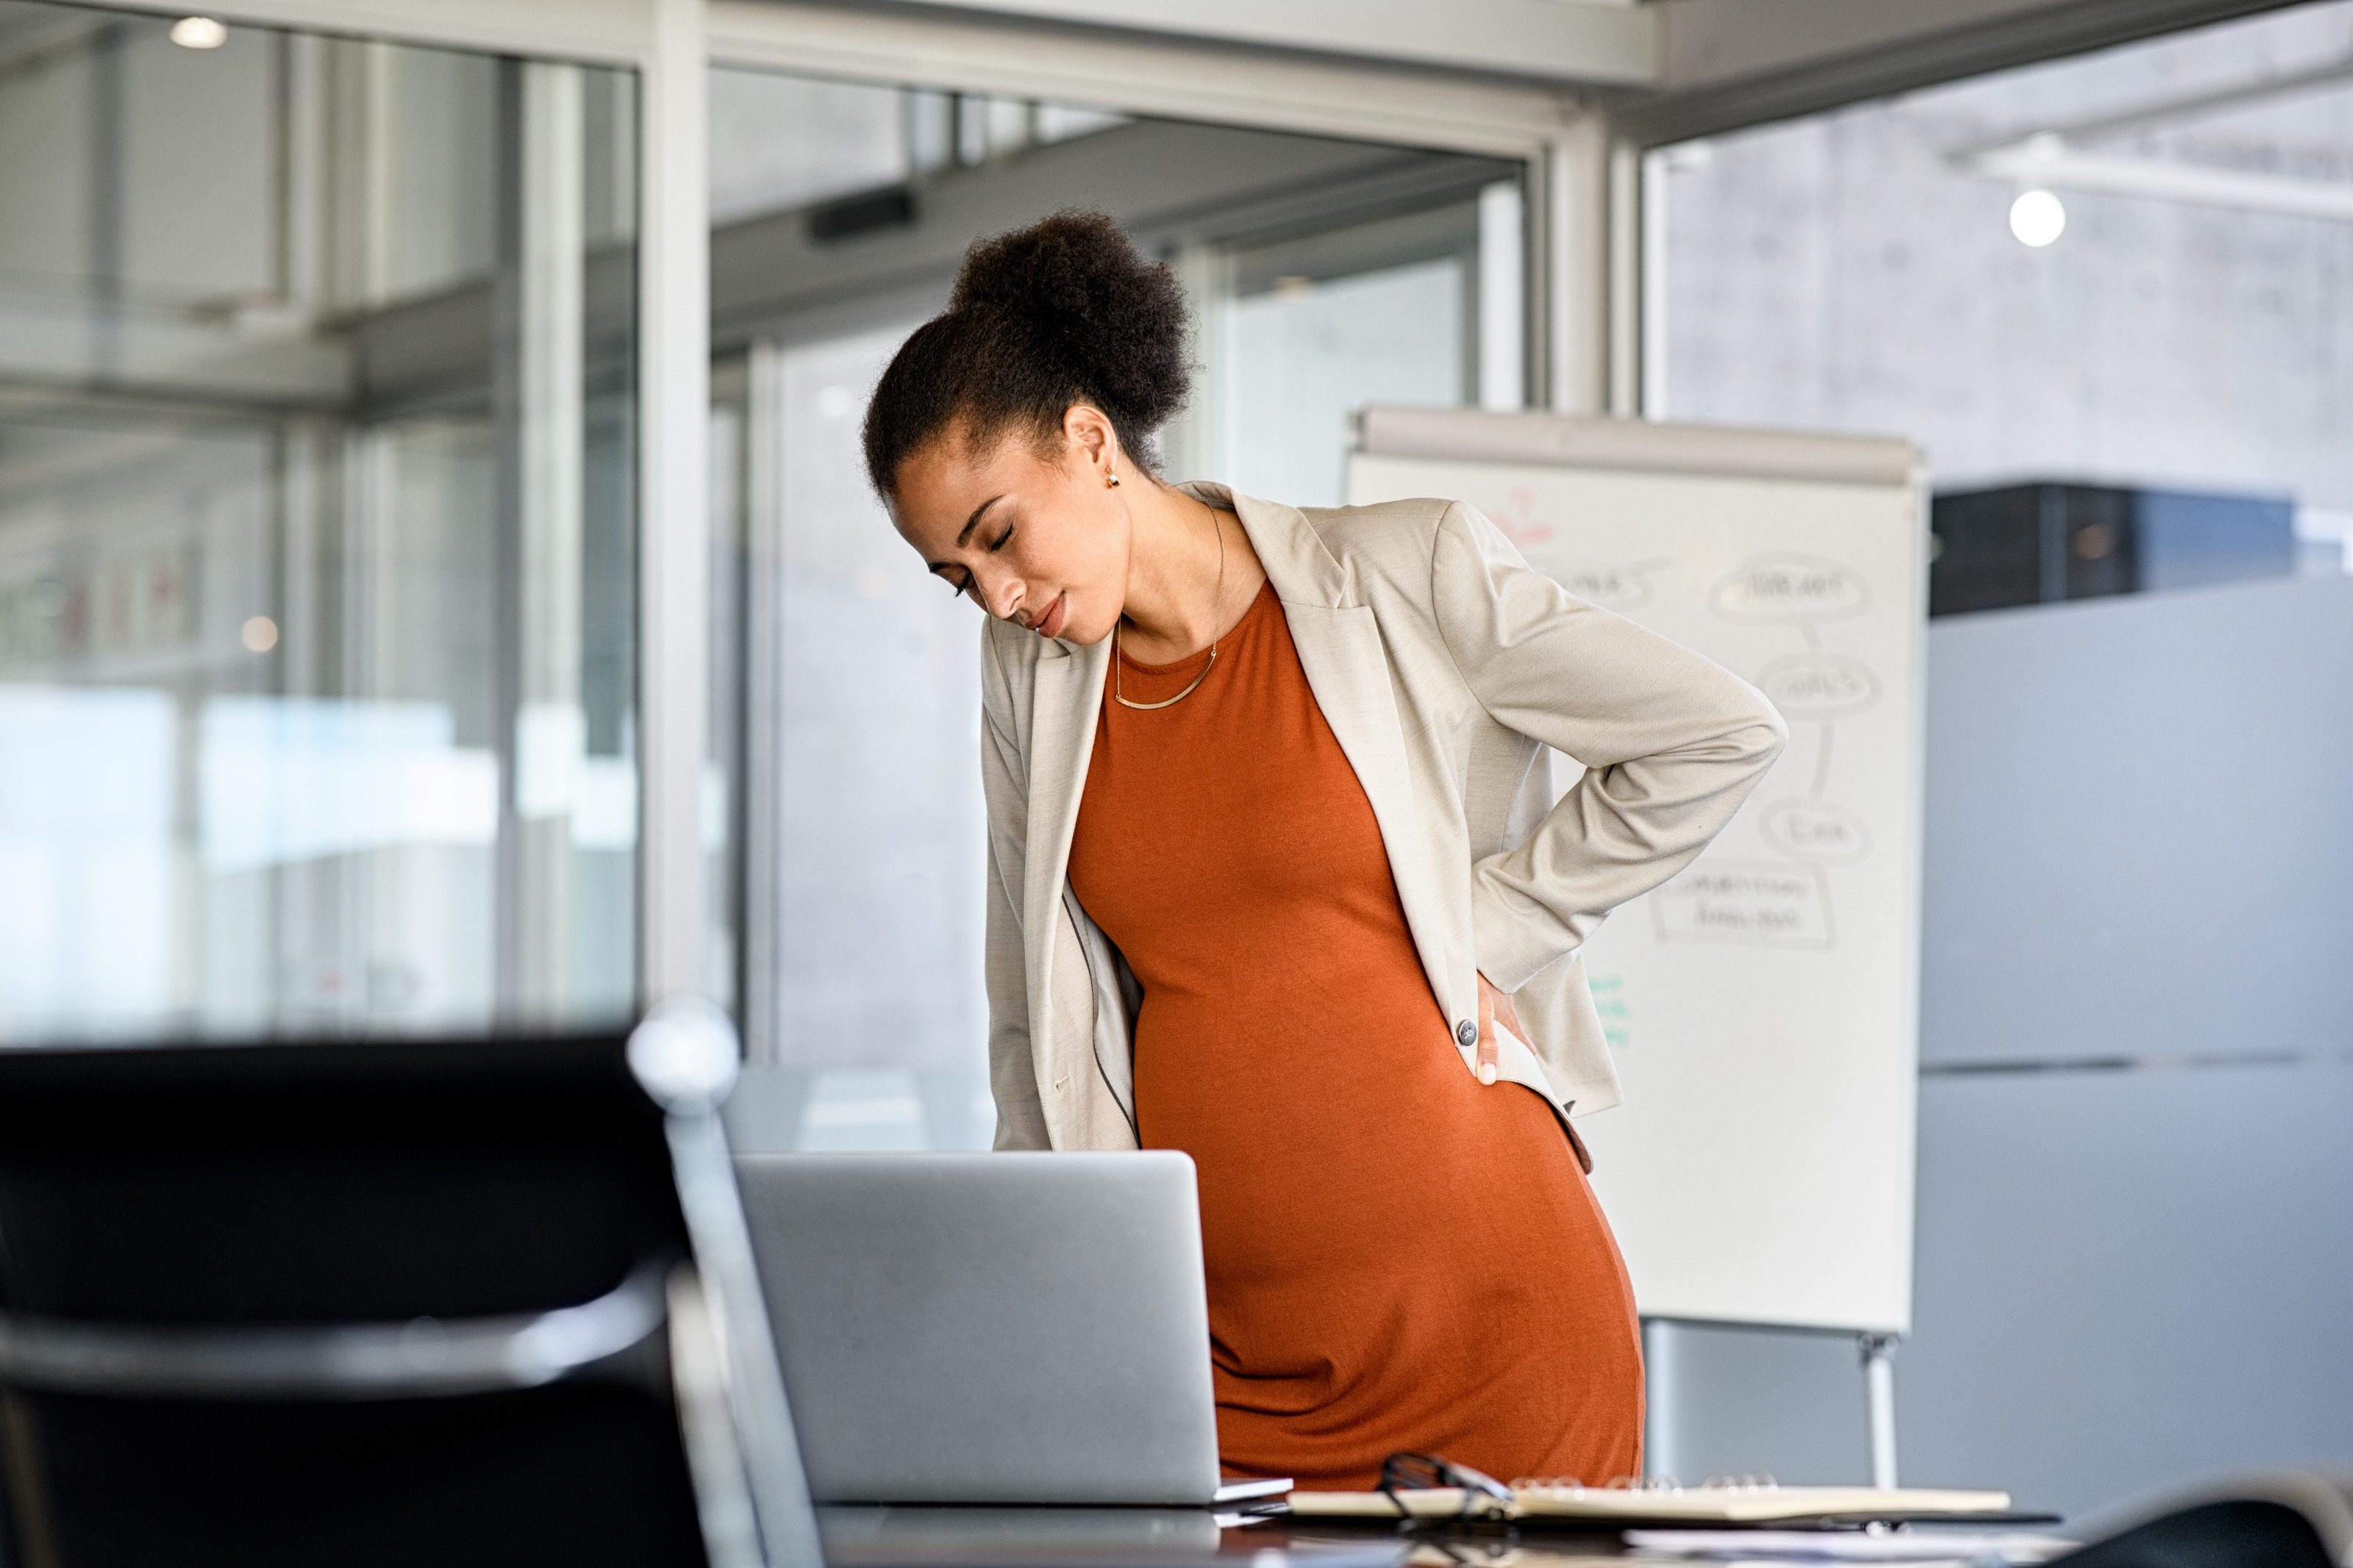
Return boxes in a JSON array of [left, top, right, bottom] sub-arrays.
[[1062, 404, 1118, 480]]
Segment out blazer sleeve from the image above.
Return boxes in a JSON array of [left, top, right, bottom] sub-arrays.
[[979, 626, 1053, 1150], [1430, 500, 1789, 994]]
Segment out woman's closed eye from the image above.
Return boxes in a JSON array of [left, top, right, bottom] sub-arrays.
[[931, 534, 1007, 606]]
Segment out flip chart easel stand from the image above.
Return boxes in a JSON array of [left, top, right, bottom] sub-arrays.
[[1640, 1321, 1902, 1488], [1642, 1318, 1678, 1481], [1861, 1333, 1899, 1488]]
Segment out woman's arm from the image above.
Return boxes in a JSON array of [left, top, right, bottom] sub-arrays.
[[1431, 500, 1789, 999], [979, 628, 1053, 1150]]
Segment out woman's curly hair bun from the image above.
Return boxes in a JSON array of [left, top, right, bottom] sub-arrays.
[[864, 210, 1191, 497]]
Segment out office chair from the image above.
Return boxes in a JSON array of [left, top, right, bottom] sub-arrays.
[[0, 1000, 821, 1568], [2054, 1468, 2353, 1568]]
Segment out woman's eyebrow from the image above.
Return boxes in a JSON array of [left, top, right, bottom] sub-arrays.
[[954, 495, 1005, 548]]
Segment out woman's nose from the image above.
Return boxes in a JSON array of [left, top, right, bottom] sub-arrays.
[[982, 576, 1024, 623]]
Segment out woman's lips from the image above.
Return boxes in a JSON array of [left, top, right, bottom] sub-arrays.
[[1034, 594, 1067, 640]]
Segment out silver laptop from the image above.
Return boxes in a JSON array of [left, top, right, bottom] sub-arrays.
[[735, 1150, 1285, 1507]]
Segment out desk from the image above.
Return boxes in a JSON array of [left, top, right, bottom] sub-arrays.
[[815, 1505, 2074, 1568]]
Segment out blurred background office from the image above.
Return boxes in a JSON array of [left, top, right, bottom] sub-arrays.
[[0, 0, 2346, 1529]]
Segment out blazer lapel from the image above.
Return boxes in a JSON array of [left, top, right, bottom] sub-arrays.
[[1020, 635, 1110, 1122]]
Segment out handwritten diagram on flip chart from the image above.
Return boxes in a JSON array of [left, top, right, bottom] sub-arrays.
[[1347, 409, 1926, 1336]]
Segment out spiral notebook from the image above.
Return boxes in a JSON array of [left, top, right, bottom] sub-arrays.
[[1285, 1483, 2013, 1525]]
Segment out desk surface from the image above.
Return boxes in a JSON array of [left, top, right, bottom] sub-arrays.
[[816, 1504, 1621, 1567]]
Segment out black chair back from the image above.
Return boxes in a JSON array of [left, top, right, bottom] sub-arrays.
[[0, 1028, 793, 1567]]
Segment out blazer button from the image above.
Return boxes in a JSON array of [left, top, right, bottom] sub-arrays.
[[1455, 1020, 1478, 1048]]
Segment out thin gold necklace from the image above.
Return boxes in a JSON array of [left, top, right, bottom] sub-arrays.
[[1113, 505, 1226, 712]]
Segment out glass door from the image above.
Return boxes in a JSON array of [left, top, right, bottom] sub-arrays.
[[0, 4, 639, 1039]]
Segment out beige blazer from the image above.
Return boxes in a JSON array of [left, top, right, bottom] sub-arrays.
[[979, 484, 1787, 1152]]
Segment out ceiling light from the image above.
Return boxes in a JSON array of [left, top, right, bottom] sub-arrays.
[[169, 16, 227, 49], [2009, 189, 2066, 247]]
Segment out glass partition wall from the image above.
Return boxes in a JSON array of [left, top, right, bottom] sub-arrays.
[[0, 4, 639, 1039], [707, 66, 1527, 1150]]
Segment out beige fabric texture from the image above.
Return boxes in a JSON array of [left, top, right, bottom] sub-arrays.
[[979, 487, 1788, 1153]]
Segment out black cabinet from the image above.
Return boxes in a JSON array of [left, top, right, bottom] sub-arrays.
[[1929, 482, 2294, 617]]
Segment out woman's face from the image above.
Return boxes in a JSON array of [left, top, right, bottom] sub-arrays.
[[890, 407, 1129, 646]]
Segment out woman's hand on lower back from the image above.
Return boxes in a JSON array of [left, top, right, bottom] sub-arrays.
[[1475, 971, 1525, 1086]]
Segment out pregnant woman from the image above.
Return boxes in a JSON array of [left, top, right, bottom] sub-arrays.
[[864, 211, 1785, 1489]]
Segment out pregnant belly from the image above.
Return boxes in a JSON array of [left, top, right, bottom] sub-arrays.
[[1131, 961, 1532, 1289]]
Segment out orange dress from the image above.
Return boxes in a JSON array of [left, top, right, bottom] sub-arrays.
[[1065, 580, 1643, 1490]]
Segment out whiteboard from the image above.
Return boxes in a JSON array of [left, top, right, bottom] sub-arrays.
[[1347, 408, 1926, 1335]]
